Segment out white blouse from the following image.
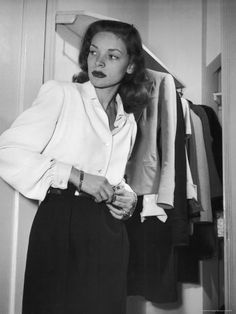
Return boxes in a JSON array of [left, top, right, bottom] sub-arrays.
[[0, 80, 137, 201]]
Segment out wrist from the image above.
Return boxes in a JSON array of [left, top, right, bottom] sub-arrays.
[[69, 167, 84, 192], [77, 170, 84, 192], [131, 191, 138, 211]]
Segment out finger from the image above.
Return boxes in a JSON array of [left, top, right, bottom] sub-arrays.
[[112, 201, 130, 210], [106, 204, 123, 216], [109, 210, 123, 220], [94, 193, 103, 203], [106, 193, 119, 204], [114, 192, 136, 206], [99, 190, 109, 202], [105, 190, 115, 204], [114, 191, 133, 202], [112, 195, 133, 208], [113, 188, 127, 196], [104, 185, 115, 203], [113, 195, 130, 203], [107, 205, 132, 220]]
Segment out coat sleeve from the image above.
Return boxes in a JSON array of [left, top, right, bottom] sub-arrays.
[[156, 74, 177, 208], [0, 80, 72, 201]]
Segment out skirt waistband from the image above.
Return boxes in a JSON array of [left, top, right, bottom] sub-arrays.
[[47, 186, 93, 199]]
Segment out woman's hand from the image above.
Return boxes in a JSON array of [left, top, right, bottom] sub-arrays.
[[69, 167, 114, 203], [106, 186, 137, 220]]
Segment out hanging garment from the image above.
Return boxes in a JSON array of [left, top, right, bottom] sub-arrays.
[[186, 115, 203, 221], [181, 97, 192, 137], [176, 245, 200, 284], [201, 105, 223, 212], [125, 90, 188, 303], [183, 105, 220, 262], [168, 92, 188, 246], [177, 104, 222, 282], [190, 104, 222, 202], [125, 196, 178, 304], [189, 109, 213, 222], [181, 98, 198, 202], [201, 106, 223, 183], [126, 69, 177, 221]]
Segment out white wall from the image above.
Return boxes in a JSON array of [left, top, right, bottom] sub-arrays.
[[204, 0, 222, 116], [0, 1, 47, 313], [147, 0, 202, 104], [0, 2, 25, 313], [206, 0, 221, 66], [57, 0, 150, 41]]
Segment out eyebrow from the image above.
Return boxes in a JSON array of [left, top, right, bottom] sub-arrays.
[[90, 44, 123, 54]]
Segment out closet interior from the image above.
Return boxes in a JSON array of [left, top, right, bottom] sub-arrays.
[[46, 9, 224, 314]]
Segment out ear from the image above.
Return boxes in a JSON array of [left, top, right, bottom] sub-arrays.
[[126, 63, 135, 74]]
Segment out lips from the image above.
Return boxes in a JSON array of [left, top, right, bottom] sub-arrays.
[[92, 71, 106, 78]]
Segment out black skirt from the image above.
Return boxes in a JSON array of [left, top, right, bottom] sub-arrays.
[[22, 189, 129, 314]]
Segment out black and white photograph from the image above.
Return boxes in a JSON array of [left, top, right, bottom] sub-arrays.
[[0, 0, 235, 313]]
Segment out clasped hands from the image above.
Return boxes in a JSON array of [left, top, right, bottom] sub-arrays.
[[69, 168, 137, 220], [106, 185, 137, 220]]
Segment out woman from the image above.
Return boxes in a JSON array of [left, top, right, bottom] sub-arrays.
[[0, 20, 151, 314]]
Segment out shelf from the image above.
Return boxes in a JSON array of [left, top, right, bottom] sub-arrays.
[[55, 10, 185, 89], [213, 92, 222, 105]]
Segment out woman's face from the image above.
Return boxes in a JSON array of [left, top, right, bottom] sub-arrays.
[[87, 31, 133, 89]]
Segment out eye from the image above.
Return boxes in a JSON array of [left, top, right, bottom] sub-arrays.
[[89, 49, 97, 56], [109, 54, 119, 60]]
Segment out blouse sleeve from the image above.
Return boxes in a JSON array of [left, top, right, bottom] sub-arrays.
[[128, 116, 137, 159], [123, 116, 137, 192], [0, 80, 72, 201]]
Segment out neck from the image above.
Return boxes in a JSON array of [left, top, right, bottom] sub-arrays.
[[95, 85, 119, 111]]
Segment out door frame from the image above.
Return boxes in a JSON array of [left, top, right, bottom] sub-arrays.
[[221, 0, 236, 312]]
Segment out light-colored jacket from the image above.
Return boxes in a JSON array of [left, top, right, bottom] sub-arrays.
[[126, 69, 177, 214]]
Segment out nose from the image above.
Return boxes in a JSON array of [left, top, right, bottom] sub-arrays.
[[95, 55, 105, 67]]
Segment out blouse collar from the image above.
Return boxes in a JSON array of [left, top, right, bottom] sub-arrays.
[[82, 80, 128, 131]]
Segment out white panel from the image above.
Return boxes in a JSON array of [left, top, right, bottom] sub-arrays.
[[147, 0, 202, 104], [0, 1, 47, 313], [0, 1, 25, 313], [222, 0, 236, 312], [54, 24, 81, 81], [206, 0, 221, 66]]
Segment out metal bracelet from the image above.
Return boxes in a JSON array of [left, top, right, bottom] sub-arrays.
[[77, 170, 84, 192]]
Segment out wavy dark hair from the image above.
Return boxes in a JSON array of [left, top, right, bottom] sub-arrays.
[[73, 19, 152, 114]]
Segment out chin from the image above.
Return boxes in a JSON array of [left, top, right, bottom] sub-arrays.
[[91, 79, 121, 89], [90, 81, 106, 89]]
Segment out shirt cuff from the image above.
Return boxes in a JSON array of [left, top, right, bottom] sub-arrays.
[[141, 194, 168, 223], [187, 182, 198, 200], [156, 187, 174, 209], [51, 160, 72, 189]]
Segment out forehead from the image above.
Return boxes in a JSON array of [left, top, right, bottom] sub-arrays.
[[91, 31, 127, 53]]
